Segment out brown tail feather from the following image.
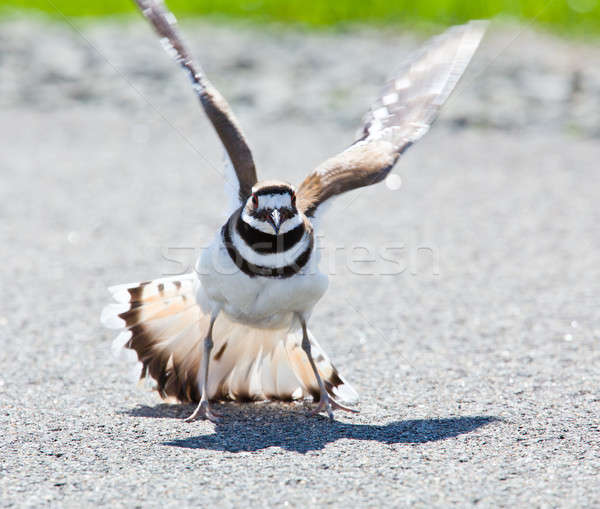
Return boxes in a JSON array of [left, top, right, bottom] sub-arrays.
[[102, 274, 358, 405]]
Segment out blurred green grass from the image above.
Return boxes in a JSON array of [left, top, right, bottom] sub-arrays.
[[2, 0, 600, 34]]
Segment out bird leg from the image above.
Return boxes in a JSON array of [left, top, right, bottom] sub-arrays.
[[297, 314, 359, 420], [185, 309, 222, 423]]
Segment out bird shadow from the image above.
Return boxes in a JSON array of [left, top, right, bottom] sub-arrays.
[[122, 403, 499, 454]]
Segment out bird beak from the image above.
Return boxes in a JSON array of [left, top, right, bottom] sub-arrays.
[[268, 210, 281, 235]]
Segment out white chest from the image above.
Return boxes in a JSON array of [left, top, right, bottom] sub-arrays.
[[195, 231, 328, 327]]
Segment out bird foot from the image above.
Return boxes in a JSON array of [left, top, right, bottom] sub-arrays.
[[185, 400, 222, 423], [309, 393, 359, 420]]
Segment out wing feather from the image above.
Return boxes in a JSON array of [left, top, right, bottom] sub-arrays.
[[134, 0, 258, 203], [297, 20, 487, 218]]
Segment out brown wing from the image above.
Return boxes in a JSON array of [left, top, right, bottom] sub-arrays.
[[297, 21, 487, 218], [135, 0, 258, 202]]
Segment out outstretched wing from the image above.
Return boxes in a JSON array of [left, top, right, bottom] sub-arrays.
[[135, 0, 258, 203], [296, 21, 487, 218]]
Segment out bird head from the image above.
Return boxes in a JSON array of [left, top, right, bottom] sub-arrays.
[[243, 181, 299, 235]]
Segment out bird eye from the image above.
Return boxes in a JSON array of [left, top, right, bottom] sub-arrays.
[[252, 194, 258, 208], [291, 192, 296, 207]]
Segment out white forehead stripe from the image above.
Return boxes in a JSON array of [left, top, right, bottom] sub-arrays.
[[257, 194, 292, 209]]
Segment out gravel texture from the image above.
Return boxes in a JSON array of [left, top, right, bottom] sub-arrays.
[[1, 17, 599, 508]]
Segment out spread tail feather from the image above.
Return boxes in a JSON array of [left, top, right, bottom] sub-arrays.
[[102, 274, 358, 405]]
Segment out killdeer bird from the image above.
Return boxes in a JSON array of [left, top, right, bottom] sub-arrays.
[[102, 0, 487, 422]]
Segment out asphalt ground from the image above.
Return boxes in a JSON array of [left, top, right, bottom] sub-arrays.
[[1, 17, 599, 507]]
